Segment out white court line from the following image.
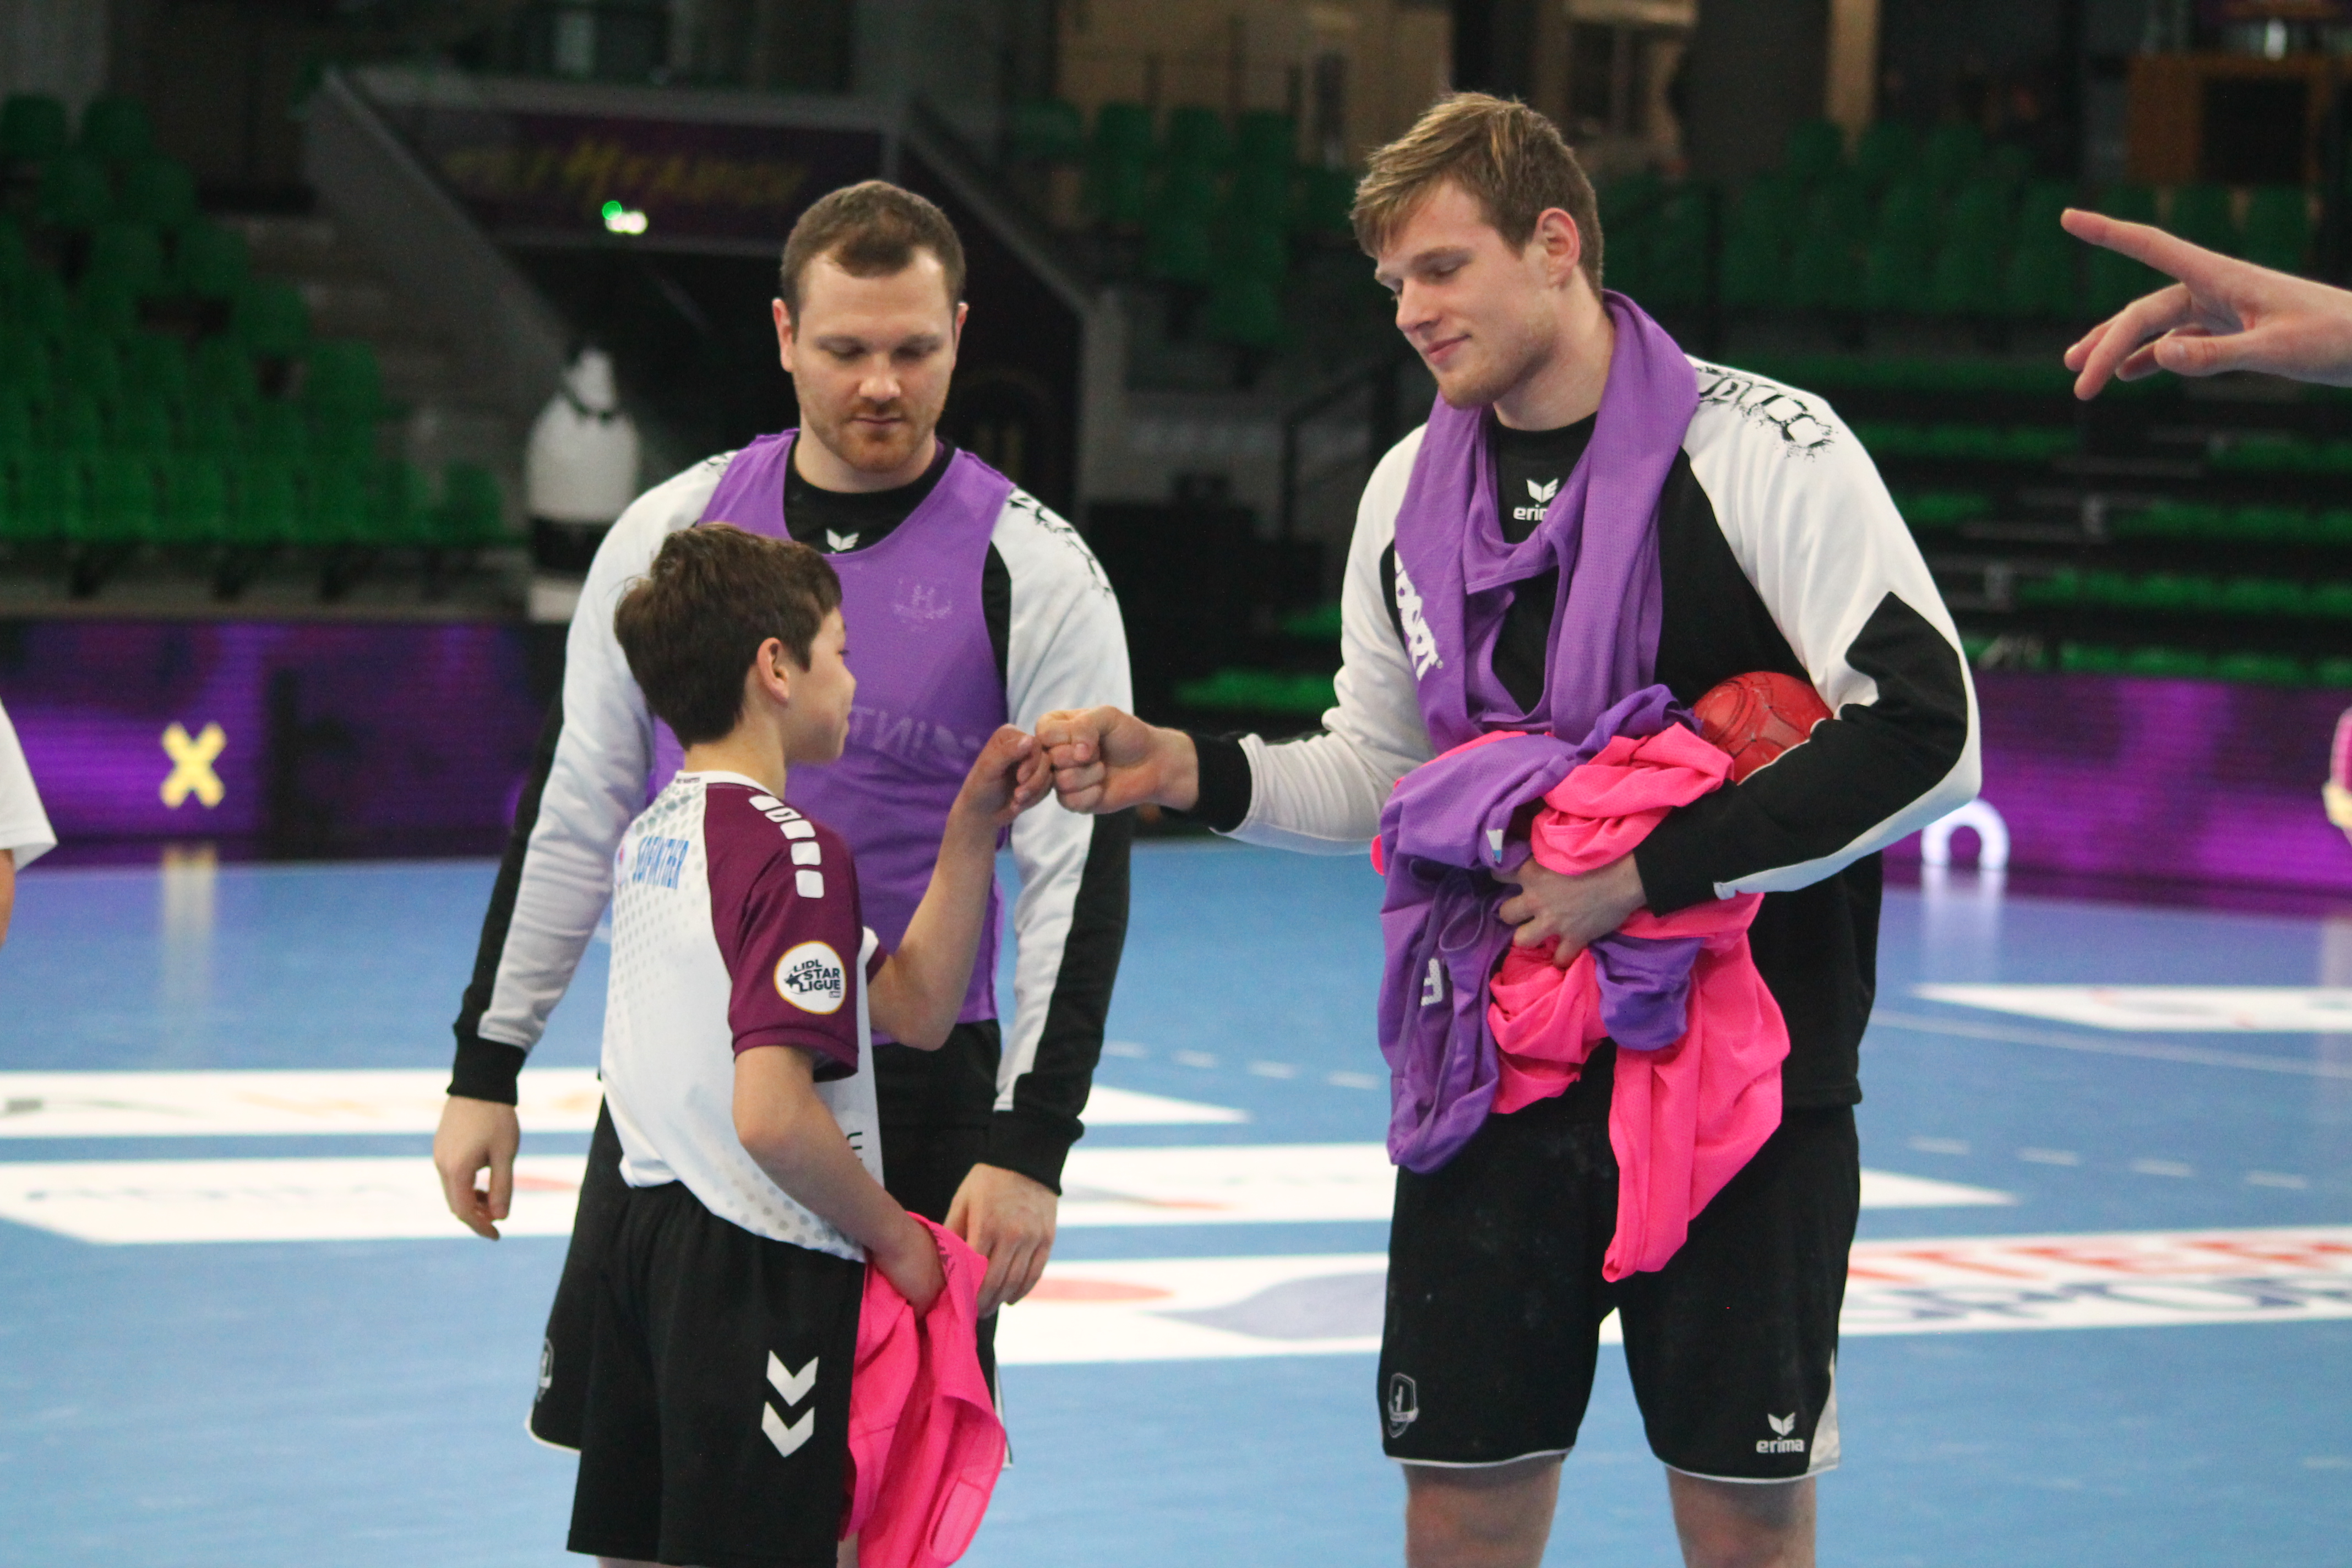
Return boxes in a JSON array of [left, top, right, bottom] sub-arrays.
[[0, 1071, 1242, 1139], [1914, 985, 2352, 1033], [995, 1226, 2352, 1364], [1872, 1011, 2352, 1080], [0, 1148, 2006, 1244]]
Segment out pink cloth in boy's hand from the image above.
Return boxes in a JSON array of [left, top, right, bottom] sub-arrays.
[[1485, 723, 1788, 1281], [842, 1215, 1006, 1568]]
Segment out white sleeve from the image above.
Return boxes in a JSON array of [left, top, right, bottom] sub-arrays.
[[473, 458, 727, 1052], [0, 699, 56, 869], [995, 492, 1133, 1117], [1228, 427, 1436, 854]]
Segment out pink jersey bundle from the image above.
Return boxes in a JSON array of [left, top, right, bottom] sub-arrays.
[[842, 1216, 1006, 1568], [1485, 722, 1790, 1281]]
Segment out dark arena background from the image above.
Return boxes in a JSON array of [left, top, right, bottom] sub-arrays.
[[2, 3, 2350, 1564]]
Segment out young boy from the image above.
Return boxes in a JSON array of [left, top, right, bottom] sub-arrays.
[[571, 522, 1044, 1568]]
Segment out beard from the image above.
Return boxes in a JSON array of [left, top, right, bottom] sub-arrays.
[[1429, 304, 1559, 411], [798, 388, 943, 476]]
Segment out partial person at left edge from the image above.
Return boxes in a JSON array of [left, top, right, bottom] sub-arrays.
[[0, 695, 57, 949]]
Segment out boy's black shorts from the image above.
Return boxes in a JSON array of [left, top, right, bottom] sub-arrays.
[[533, 1099, 999, 1452], [1379, 1048, 1858, 1482], [565, 1175, 863, 1568]]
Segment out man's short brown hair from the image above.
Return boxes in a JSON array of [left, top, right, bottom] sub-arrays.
[[613, 524, 843, 745], [777, 179, 967, 318], [1352, 92, 1603, 292]]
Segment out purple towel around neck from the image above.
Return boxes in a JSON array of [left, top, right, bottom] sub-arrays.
[[1374, 296, 1703, 1171]]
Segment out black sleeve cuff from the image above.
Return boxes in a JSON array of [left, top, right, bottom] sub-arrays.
[[1177, 731, 1253, 832], [449, 1031, 529, 1104], [1631, 801, 1730, 916], [982, 1107, 1082, 1195]]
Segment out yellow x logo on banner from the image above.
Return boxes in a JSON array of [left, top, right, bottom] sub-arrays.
[[160, 722, 227, 809]]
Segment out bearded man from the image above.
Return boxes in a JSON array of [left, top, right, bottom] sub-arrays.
[[1042, 97, 1978, 1568], [432, 181, 1131, 1439]]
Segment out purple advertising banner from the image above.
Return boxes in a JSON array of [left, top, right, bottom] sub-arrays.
[[1885, 671, 2352, 895], [0, 620, 545, 851]]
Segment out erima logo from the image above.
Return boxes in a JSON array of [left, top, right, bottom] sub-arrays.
[[1513, 475, 1561, 524], [1395, 559, 1441, 678], [825, 529, 859, 551], [1755, 1412, 1806, 1455], [1420, 956, 1445, 1008], [775, 940, 847, 1015], [762, 1351, 819, 1459], [1385, 1373, 1420, 1438]]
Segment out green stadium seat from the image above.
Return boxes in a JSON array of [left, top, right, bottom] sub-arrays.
[[124, 331, 190, 407], [109, 394, 172, 454], [303, 459, 373, 548], [2168, 183, 2235, 255], [247, 398, 308, 459], [1732, 176, 1807, 251], [2320, 509, 2352, 546], [1981, 143, 2034, 189], [2003, 236, 2076, 318], [1234, 111, 1295, 170], [2100, 183, 2159, 222], [1721, 234, 1789, 310], [56, 331, 123, 406], [1201, 273, 1283, 350], [86, 221, 165, 297], [230, 460, 300, 548], [2122, 646, 2211, 678], [1864, 230, 1934, 313], [2213, 651, 2302, 685], [1943, 182, 2012, 250], [0, 216, 26, 282], [2217, 576, 2301, 617], [2086, 192, 2163, 314], [159, 454, 229, 545], [2241, 186, 2311, 274], [1292, 165, 1355, 237], [375, 460, 434, 545], [1921, 123, 1983, 191], [2059, 642, 2125, 673], [1142, 215, 1215, 286], [1784, 221, 1863, 311], [86, 454, 159, 545], [1854, 122, 1916, 190], [1224, 161, 1290, 228], [1220, 222, 1288, 283], [47, 392, 104, 453], [438, 461, 507, 547], [2312, 582, 2352, 618], [310, 408, 375, 466], [1783, 119, 1845, 184], [1082, 147, 1151, 227], [2017, 179, 2075, 236], [1901, 491, 1991, 530], [1641, 189, 1710, 308], [79, 95, 151, 162], [184, 398, 243, 455], [2018, 567, 2081, 607], [37, 152, 115, 230], [1, 93, 68, 162], [1091, 101, 1155, 160], [1164, 105, 1230, 169], [17, 450, 85, 542], [172, 221, 249, 298], [232, 278, 309, 356], [192, 335, 259, 408], [301, 340, 382, 423], [1004, 99, 1084, 164], [74, 279, 139, 338], [0, 385, 31, 452], [116, 156, 197, 231], [14, 268, 71, 339], [2212, 435, 2304, 472], [1930, 235, 2005, 316]]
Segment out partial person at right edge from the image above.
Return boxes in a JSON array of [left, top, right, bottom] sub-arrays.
[[0, 696, 56, 950], [1041, 95, 1979, 1568]]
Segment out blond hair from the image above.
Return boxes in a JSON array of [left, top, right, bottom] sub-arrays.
[[1351, 93, 1603, 291]]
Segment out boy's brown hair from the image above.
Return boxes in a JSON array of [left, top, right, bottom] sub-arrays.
[[777, 179, 967, 318], [1351, 92, 1604, 292], [613, 524, 843, 745]]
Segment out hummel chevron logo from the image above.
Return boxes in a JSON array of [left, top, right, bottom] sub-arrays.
[[763, 1401, 815, 1458], [762, 1352, 819, 1459], [1526, 477, 1560, 504], [767, 1351, 818, 1405]]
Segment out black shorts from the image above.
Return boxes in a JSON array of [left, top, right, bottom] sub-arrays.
[[534, 1093, 1000, 1449], [1379, 1046, 1858, 1482], [567, 1177, 863, 1568]]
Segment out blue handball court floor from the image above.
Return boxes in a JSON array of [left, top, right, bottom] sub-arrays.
[[2, 840, 2349, 1566]]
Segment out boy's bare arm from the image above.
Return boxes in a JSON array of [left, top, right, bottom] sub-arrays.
[[869, 725, 1047, 1047], [734, 1044, 944, 1311]]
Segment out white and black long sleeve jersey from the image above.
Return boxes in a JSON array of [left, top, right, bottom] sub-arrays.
[[450, 446, 1133, 1190], [1186, 361, 1980, 1107]]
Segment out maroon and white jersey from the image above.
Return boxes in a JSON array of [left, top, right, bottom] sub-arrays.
[[600, 770, 883, 1259]]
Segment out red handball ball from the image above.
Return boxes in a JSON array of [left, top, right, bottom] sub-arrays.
[[1692, 671, 1833, 783]]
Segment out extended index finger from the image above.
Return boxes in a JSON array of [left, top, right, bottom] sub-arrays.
[[2060, 209, 2240, 294]]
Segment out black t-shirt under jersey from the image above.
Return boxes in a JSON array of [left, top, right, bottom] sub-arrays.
[[781, 436, 954, 554], [1489, 416, 1596, 713]]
